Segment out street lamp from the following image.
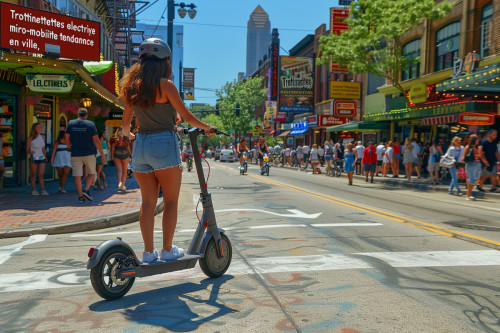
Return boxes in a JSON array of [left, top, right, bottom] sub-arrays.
[[81, 98, 92, 108], [167, 1, 197, 53]]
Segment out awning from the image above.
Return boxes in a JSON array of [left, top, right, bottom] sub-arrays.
[[266, 130, 276, 137], [436, 64, 500, 94], [326, 121, 389, 132], [83, 61, 114, 75], [277, 130, 290, 137], [422, 115, 457, 126], [289, 128, 308, 136]]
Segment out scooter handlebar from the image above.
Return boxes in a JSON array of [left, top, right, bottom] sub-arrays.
[[180, 127, 230, 136]]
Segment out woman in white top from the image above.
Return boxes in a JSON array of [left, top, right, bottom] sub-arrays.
[[51, 130, 72, 194], [296, 145, 304, 168], [309, 144, 320, 174], [26, 123, 48, 195], [382, 141, 394, 177], [446, 136, 463, 196]]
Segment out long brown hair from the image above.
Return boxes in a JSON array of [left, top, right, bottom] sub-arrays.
[[119, 57, 172, 109], [29, 123, 41, 140]]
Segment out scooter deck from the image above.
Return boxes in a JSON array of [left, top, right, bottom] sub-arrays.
[[119, 254, 202, 278]]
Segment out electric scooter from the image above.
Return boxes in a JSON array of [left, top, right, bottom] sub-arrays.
[[239, 152, 248, 175], [184, 152, 194, 172], [261, 153, 270, 176], [87, 128, 232, 300]]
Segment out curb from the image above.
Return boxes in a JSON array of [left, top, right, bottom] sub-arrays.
[[0, 199, 164, 239]]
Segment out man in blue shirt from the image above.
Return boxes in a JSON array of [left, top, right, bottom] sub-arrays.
[[65, 108, 104, 203]]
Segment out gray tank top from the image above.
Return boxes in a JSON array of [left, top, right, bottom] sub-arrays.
[[133, 103, 177, 134]]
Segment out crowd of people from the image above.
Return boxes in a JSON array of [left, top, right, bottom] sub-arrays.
[[27, 108, 134, 203]]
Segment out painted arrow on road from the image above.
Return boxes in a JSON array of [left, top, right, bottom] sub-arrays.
[[0, 234, 47, 266], [213, 208, 322, 219]]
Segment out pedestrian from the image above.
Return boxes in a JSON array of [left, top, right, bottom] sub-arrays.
[[284, 145, 291, 166], [461, 134, 482, 200], [302, 144, 311, 169], [318, 144, 325, 167], [119, 37, 216, 263], [50, 130, 72, 194], [402, 138, 414, 181], [110, 127, 132, 191], [411, 138, 421, 178], [362, 141, 377, 183], [65, 108, 104, 203], [310, 144, 320, 174], [392, 139, 401, 177], [95, 129, 109, 189], [375, 141, 385, 176], [27, 123, 49, 195], [355, 141, 365, 175], [324, 140, 334, 174], [337, 140, 345, 160], [445, 136, 464, 196], [422, 142, 430, 177], [382, 141, 393, 177], [344, 142, 357, 185], [428, 139, 443, 185], [477, 129, 500, 193], [296, 144, 304, 169]]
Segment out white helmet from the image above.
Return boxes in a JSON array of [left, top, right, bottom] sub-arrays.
[[139, 38, 171, 60]]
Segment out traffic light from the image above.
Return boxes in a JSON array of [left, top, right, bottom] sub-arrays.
[[215, 103, 220, 116], [235, 103, 240, 117]]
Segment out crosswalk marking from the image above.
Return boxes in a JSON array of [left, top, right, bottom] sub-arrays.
[[0, 250, 499, 293]]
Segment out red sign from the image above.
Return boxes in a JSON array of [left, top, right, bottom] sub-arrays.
[[270, 42, 279, 101], [276, 112, 287, 122], [0, 2, 100, 61], [459, 112, 495, 126], [334, 100, 357, 118], [330, 8, 349, 72], [318, 115, 347, 127]]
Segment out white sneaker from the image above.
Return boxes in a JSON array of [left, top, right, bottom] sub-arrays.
[[142, 249, 158, 263], [32, 190, 40, 196], [160, 245, 185, 261], [40, 190, 49, 196], [466, 196, 476, 201]]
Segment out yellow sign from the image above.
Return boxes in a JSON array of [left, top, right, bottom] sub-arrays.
[[330, 81, 361, 99], [409, 83, 428, 104], [105, 119, 122, 127]]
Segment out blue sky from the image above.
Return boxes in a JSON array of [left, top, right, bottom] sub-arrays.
[[137, 0, 337, 106]]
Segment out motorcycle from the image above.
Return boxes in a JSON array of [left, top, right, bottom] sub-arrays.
[[261, 154, 270, 176], [239, 152, 248, 175]]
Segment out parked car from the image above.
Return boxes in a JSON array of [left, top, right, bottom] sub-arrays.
[[220, 149, 236, 162]]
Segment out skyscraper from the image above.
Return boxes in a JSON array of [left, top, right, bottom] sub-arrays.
[[246, 5, 271, 76]]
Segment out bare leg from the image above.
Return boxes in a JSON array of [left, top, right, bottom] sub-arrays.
[[38, 163, 46, 191], [155, 167, 182, 252], [62, 166, 70, 189], [29, 163, 37, 191], [74, 176, 83, 197], [134, 172, 160, 253], [56, 167, 64, 188], [121, 158, 130, 187], [114, 158, 123, 187]]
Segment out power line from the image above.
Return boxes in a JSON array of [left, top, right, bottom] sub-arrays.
[[151, 4, 168, 36]]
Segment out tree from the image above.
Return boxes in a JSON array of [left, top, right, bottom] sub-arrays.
[[216, 76, 267, 139], [318, 0, 453, 100]]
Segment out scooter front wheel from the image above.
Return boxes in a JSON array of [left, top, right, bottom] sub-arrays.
[[90, 246, 136, 300], [199, 233, 232, 278]]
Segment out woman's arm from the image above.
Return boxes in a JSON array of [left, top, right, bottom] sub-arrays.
[[162, 79, 214, 131], [51, 141, 58, 164], [26, 137, 33, 154], [41, 135, 47, 158], [121, 104, 134, 137], [110, 141, 115, 159]]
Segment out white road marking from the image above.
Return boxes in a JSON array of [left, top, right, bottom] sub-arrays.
[[0, 250, 499, 293], [0, 234, 47, 266], [70, 222, 382, 238], [213, 208, 322, 219]]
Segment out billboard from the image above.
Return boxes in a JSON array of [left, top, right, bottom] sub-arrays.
[[330, 81, 361, 99], [183, 68, 195, 100], [0, 2, 100, 61], [279, 56, 314, 114], [330, 8, 349, 72]]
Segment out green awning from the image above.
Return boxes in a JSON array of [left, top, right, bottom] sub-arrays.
[[326, 121, 389, 132], [436, 64, 500, 94], [83, 61, 114, 75]]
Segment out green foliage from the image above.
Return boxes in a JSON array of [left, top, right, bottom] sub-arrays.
[[216, 76, 267, 136], [197, 113, 223, 148], [318, 0, 453, 95]]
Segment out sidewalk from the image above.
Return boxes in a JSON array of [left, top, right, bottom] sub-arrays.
[[0, 166, 163, 238], [277, 162, 500, 199]]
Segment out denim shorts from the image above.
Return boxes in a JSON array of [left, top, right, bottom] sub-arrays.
[[466, 162, 481, 184], [132, 131, 181, 173], [324, 155, 333, 161]]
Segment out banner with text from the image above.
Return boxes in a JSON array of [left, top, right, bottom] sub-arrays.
[[0, 2, 100, 61], [183, 68, 195, 100], [279, 56, 314, 114]]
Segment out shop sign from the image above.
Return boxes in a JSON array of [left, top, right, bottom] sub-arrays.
[[330, 8, 349, 72], [459, 112, 495, 125], [330, 81, 361, 99], [276, 111, 287, 122], [409, 83, 428, 104], [307, 115, 318, 127], [108, 111, 123, 120], [453, 52, 480, 78], [269, 42, 279, 101], [291, 121, 308, 131], [26, 74, 74, 93], [183, 68, 195, 100], [318, 115, 347, 127], [34, 103, 51, 118], [333, 100, 357, 118], [338, 0, 352, 5], [279, 56, 314, 113], [0, 2, 100, 61]]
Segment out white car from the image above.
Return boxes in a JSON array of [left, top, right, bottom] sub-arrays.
[[219, 149, 236, 162]]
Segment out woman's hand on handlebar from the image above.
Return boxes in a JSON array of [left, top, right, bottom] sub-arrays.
[[206, 125, 217, 135]]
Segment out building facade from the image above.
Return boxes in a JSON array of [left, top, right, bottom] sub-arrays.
[[246, 5, 271, 76]]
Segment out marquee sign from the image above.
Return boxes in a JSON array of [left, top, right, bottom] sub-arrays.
[[26, 74, 75, 93], [333, 100, 357, 118], [459, 112, 495, 125]]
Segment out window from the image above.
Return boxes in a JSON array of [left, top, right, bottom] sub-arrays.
[[435, 21, 460, 71], [481, 3, 493, 57], [402, 39, 421, 81]]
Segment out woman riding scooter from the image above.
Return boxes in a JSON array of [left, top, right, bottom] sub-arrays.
[[237, 138, 249, 167], [257, 136, 270, 173], [120, 38, 216, 263]]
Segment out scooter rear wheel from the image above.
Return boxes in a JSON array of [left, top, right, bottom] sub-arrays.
[[199, 233, 232, 278], [90, 246, 135, 300]]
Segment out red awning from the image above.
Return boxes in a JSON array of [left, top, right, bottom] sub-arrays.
[[266, 130, 276, 137], [421, 115, 458, 126]]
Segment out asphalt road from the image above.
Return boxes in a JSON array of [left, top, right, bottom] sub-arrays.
[[1, 160, 499, 333]]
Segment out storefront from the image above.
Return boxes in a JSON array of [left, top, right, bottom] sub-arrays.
[[326, 121, 389, 144]]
